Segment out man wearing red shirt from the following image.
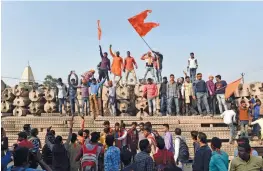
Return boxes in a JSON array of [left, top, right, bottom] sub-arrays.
[[17, 132, 33, 149], [143, 78, 158, 116]]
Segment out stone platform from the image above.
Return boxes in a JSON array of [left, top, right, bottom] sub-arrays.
[[2, 113, 263, 158]]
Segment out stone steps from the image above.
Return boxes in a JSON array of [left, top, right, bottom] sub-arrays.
[[2, 114, 262, 157]]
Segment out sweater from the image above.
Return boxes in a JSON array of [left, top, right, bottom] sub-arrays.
[[193, 145, 212, 171], [193, 80, 207, 95], [239, 107, 249, 121]]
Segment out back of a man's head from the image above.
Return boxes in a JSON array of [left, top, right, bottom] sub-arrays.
[[90, 132, 100, 143], [198, 132, 207, 144], [18, 132, 27, 140], [156, 137, 165, 150], [106, 135, 114, 146], [78, 130, 83, 137], [55, 136, 62, 144], [145, 122, 152, 129], [30, 128, 38, 137], [70, 133, 77, 143], [144, 124, 152, 133], [175, 128, 181, 136], [211, 137, 222, 149], [14, 147, 29, 166], [121, 149, 133, 166], [139, 139, 149, 152]]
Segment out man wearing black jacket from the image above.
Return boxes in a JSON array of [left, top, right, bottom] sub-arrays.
[[192, 132, 212, 171], [99, 45, 111, 81], [159, 77, 168, 116], [153, 50, 163, 83]]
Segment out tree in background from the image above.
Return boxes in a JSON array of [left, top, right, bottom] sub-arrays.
[[43, 75, 57, 88]]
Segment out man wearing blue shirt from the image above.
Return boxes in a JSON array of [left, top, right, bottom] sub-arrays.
[[252, 99, 261, 138], [88, 78, 106, 118]]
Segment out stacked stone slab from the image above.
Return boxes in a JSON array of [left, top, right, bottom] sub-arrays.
[[1, 88, 15, 113], [28, 88, 46, 116], [2, 81, 262, 116], [116, 85, 137, 116], [43, 88, 57, 113], [12, 85, 30, 116]]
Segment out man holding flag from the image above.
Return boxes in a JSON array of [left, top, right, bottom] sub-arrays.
[[152, 50, 163, 83], [128, 10, 160, 82], [97, 20, 111, 81]]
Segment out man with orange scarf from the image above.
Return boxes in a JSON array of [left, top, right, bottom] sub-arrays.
[[141, 51, 156, 82]]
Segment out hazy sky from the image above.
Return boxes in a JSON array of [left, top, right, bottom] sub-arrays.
[[2, 1, 263, 86]]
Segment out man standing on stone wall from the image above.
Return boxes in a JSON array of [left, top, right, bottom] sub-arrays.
[[56, 78, 67, 116], [167, 74, 180, 116], [193, 73, 210, 117], [99, 45, 111, 81], [152, 50, 163, 83], [187, 52, 198, 83]]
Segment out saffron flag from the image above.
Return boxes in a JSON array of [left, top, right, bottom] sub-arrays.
[[225, 78, 242, 99], [128, 10, 159, 37], [97, 20, 102, 40]]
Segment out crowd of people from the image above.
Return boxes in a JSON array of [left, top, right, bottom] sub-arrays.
[[2, 46, 263, 171], [2, 118, 263, 171]]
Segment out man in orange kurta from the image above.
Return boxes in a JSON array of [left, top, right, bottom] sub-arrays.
[[124, 51, 138, 84], [109, 45, 123, 83]]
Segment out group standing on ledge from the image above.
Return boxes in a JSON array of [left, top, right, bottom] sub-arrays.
[[55, 46, 241, 118]]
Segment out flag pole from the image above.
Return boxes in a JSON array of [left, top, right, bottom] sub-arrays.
[[140, 36, 160, 71], [140, 36, 153, 51]]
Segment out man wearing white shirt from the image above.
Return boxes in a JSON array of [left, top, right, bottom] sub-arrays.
[[187, 52, 198, 83], [220, 104, 237, 144], [107, 80, 117, 116], [117, 123, 128, 150], [56, 78, 68, 116]]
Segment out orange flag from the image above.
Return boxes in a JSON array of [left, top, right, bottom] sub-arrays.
[[225, 78, 242, 99], [97, 20, 102, 40], [128, 10, 159, 37]]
